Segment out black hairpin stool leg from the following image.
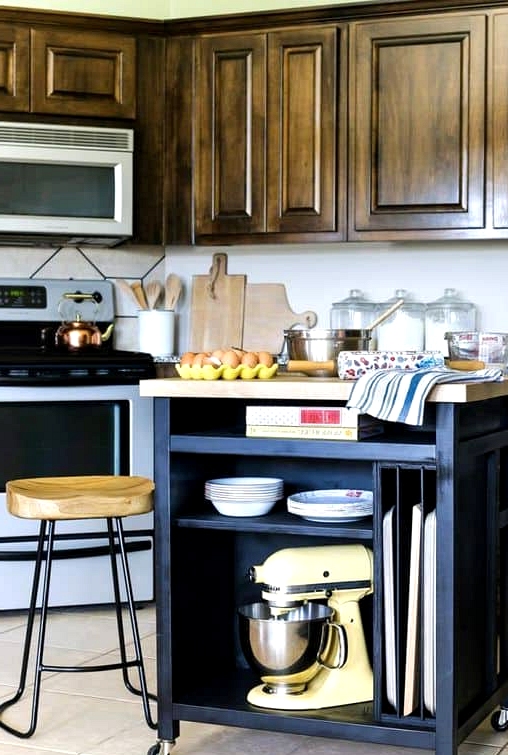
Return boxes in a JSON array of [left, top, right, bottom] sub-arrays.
[[106, 516, 157, 729], [0, 520, 55, 738]]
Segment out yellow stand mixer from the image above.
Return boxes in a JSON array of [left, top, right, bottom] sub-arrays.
[[238, 544, 373, 710]]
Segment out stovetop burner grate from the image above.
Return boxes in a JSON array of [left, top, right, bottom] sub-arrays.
[[0, 348, 156, 385]]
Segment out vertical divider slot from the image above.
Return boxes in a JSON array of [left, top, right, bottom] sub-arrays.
[[378, 463, 436, 724]]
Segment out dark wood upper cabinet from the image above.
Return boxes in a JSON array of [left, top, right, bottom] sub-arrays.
[[31, 28, 136, 119], [0, 24, 30, 112], [492, 11, 508, 230], [0, 22, 136, 119], [131, 33, 165, 246], [194, 25, 345, 241], [195, 33, 266, 236], [266, 28, 339, 234], [349, 13, 486, 240]]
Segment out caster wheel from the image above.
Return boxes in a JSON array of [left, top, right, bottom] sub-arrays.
[[147, 745, 160, 755], [491, 710, 508, 731]]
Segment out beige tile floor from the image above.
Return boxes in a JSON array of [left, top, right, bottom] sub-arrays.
[[0, 603, 506, 755]]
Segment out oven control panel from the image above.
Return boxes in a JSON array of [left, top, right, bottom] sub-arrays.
[[0, 279, 114, 321], [0, 285, 47, 309]]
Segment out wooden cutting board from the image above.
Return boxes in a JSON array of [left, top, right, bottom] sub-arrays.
[[189, 253, 246, 352], [242, 283, 318, 354]]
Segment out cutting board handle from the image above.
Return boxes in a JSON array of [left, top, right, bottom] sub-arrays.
[[207, 253, 228, 300]]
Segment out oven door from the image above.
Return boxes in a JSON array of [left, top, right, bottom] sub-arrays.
[[0, 384, 154, 610]]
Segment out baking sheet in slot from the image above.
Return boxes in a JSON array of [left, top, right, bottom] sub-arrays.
[[423, 509, 436, 716]]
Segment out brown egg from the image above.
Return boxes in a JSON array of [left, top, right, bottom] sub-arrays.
[[192, 352, 209, 367], [256, 351, 274, 367], [203, 355, 222, 367], [211, 349, 225, 362], [179, 351, 196, 366], [221, 349, 241, 368], [241, 351, 259, 368], [231, 347, 245, 358]]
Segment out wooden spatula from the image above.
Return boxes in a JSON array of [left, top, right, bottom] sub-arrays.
[[131, 282, 148, 310], [165, 274, 182, 310], [116, 279, 142, 309], [145, 280, 162, 309]]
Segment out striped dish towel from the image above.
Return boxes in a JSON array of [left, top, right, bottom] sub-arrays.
[[346, 367, 503, 426]]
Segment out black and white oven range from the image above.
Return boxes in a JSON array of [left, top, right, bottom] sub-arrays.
[[0, 278, 155, 611]]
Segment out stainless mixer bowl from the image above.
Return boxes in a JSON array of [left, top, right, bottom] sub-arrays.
[[238, 602, 333, 676], [284, 328, 371, 377]]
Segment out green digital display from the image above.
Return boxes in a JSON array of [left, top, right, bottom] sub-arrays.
[[0, 285, 46, 308]]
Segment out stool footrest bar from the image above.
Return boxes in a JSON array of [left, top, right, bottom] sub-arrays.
[[41, 660, 143, 673]]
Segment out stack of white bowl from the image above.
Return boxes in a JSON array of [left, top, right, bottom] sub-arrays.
[[205, 477, 284, 517]]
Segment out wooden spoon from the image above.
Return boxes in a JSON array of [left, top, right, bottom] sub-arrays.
[[165, 274, 182, 310], [366, 298, 405, 331], [131, 281, 148, 310], [116, 279, 142, 309], [145, 280, 163, 310]]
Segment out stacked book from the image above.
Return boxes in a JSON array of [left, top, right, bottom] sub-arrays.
[[245, 405, 384, 440]]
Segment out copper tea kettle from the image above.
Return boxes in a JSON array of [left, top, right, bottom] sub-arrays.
[[55, 314, 114, 350], [55, 292, 114, 351]]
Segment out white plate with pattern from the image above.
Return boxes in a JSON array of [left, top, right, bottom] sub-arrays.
[[287, 489, 373, 522]]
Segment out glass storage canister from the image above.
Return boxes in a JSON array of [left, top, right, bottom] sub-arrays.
[[376, 289, 426, 351], [330, 289, 379, 349], [425, 288, 477, 355], [330, 289, 378, 329]]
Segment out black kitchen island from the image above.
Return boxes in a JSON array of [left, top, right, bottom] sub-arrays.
[[140, 375, 508, 755]]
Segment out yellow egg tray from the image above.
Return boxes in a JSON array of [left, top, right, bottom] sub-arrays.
[[175, 363, 278, 380]]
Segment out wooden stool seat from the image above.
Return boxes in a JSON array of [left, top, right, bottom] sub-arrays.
[[0, 474, 157, 739], [6, 475, 154, 520]]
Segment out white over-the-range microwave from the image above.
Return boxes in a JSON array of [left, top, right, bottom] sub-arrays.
[[0, 121, 133, 247]]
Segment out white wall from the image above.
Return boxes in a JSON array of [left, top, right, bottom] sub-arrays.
[[0, 0, 168, 18], [0, 0, 361, 20], [167, 0, 363, 19], [167, 240, 508, 354]]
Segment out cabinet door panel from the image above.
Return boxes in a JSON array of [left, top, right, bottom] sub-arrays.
[[0, 24, 29, 112], [31, 28, 136, 118], [351, 15, 485, 236], [267, 28, 337, 233], [493, 13, 508, 228], [195, 34, 266, 235]]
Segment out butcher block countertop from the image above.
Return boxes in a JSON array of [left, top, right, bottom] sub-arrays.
[[139, 375, 508, 403]]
